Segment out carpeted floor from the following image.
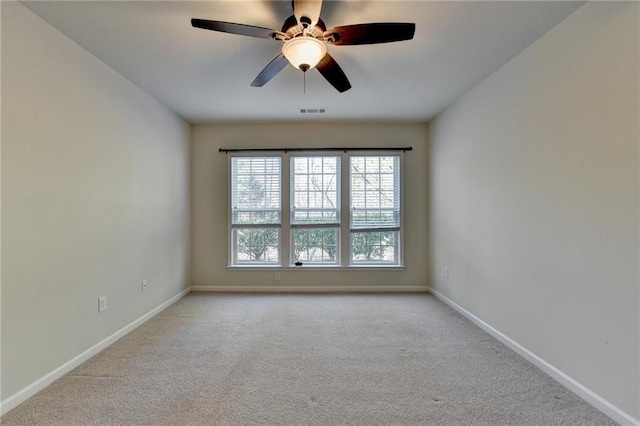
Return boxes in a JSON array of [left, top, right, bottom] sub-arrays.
[[2, 293, 615, 425]]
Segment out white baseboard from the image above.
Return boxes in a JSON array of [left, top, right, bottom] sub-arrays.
[[0, 287, 192, 416], [428, 287, 639, 426], [192, 285, 429, 293]]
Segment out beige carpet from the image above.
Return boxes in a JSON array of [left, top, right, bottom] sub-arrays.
[[2, 293, 615, 425]]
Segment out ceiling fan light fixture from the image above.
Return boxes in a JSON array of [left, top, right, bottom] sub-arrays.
[[282, 37, 326, 71]]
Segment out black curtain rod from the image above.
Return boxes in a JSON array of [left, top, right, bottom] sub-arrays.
[[219, 147, 412, 153]]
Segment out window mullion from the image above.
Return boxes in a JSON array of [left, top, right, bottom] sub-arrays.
[[281, 152, 291, 266]]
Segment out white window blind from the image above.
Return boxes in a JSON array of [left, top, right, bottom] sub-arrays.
[[350, 156, 400, 231], [291, 156, 340, 226], [231, 157, 281, 225]]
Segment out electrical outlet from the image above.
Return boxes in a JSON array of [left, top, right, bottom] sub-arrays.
[[142, 280, 148, 292], [98, 296, 108, 313], [275, 272, 281, 281]]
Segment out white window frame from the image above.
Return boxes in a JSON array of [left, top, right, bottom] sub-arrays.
[[227, 150, 404, 268], [228, 154, 282, 266], [289, 154, 341, 266], [348, 153, 403, 266]]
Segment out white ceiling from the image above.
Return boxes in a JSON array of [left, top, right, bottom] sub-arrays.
[[21, 1, 584, 124]]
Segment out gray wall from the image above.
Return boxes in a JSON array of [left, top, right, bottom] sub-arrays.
[[1, 2, 190, 402], [191, 123, 429, 289], [429, 2, 639, 420]]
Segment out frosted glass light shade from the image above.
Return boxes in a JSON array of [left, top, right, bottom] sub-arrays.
[[282, 37, 327, 71]]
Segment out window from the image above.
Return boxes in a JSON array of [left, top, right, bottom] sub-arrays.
[[350, 156, 400, 264], [229, 152, 402, 267], [291, 156, 340, 264], [230, 157, 281, 264]]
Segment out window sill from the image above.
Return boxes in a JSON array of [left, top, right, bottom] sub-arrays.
[[227, 265, 405, 271]]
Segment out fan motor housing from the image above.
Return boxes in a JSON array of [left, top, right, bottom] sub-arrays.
[[282, 15, 326, 39]]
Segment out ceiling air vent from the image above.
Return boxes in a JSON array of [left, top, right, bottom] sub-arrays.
[[299, 108, 327, 114]]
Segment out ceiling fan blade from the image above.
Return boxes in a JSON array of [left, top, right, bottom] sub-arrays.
[[251, 54, 290, 87], [325, 23, 415, 45], [316, 53, 351, 93], [293, 0, 323, 28], [191, 19, 277, 40]]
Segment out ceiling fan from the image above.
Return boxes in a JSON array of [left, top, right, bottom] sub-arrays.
[[191, 0, 415, 93]]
